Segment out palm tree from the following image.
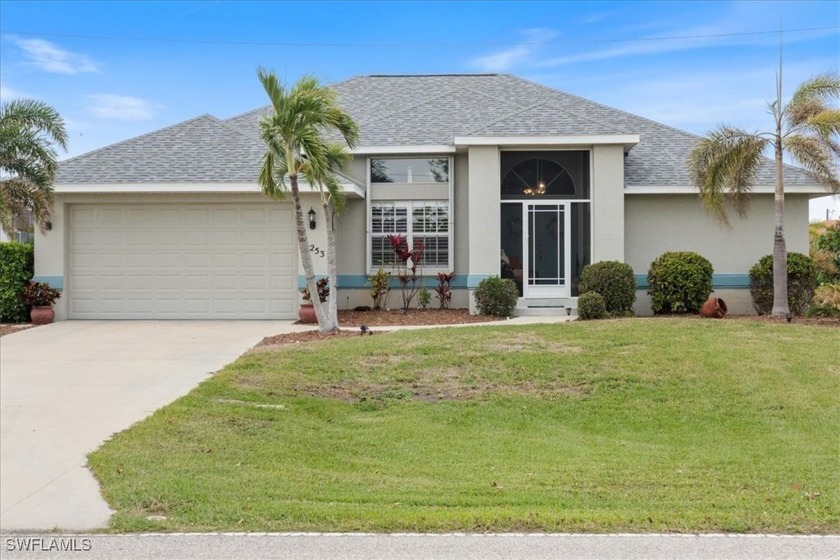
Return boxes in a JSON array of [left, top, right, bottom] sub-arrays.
[[257, 70, 359, 332], [689, 72, 840, 316], [303, 143, 352, 328], [0, 99, 68, 237]]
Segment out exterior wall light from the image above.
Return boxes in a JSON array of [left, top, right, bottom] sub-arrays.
[[308, 207, 316, 230]]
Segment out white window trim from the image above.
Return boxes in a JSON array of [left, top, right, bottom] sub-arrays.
[[366, 156, 454, 274]]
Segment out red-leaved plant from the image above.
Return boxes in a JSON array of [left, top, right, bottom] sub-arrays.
[[435, 272, 455, 309], [388, 234, 424, 310]]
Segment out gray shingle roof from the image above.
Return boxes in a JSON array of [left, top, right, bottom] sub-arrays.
[[58, 73, 818, 187], [56, 115, 264, 183]]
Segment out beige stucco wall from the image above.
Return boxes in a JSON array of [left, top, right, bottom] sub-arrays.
[[625, 193, 810, 273], [591, 145, 625, 262], [626, 193, 811, 316], [466, 146, 501, 313]]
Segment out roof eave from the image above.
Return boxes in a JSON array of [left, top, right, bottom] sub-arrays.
[[454, 134, 640, 151]]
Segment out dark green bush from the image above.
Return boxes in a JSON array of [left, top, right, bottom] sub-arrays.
[[577, 291, 607, 320], [473, 276, 518, 317], [749, 252, 816, 315], [579, 260, 636, 315], [0, 242, 34, 322], [647, 251, 713, 313], [805, 304, 840, 318]]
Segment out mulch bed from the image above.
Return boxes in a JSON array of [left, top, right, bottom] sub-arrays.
[[0, 323, 36, 337], [256, 329, 376, 347], [337, 308, 502, 327]]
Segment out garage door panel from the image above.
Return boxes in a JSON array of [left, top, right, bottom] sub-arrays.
[[68, 203, 297, 319]]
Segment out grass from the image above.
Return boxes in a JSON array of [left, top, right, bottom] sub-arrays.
[[87, 318, 840, 533]]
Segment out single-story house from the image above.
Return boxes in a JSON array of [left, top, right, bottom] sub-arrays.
[[36, 73, 821, 320]]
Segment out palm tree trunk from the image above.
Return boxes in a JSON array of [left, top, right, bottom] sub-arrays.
[[771, 131, 790, 317], [324, 200, 340, 327], [290, 174, 336, 331]]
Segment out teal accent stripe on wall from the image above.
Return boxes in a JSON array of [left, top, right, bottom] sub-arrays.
[[298, 274, 484, 290], [33, 276, 64, 291], [634, 274, 749, 290]]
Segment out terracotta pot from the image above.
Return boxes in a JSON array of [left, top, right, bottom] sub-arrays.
[[700, 297, 728, 319], [298, 303, 317, 324], [30, 305, 55, 325]]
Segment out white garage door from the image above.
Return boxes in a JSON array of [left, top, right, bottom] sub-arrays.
[[67, 204, 298, 319]]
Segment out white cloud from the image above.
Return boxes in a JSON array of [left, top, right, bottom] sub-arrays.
[[87, 94, 157, 121], [471, 28, 557, 72], [0, 83, 27, 101], [7, 36, 100, 74]]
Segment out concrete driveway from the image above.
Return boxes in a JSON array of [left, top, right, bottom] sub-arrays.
[[0, 320, 307, 531]]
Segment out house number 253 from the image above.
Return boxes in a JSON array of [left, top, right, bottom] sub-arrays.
[[309, 244, 325, 258]]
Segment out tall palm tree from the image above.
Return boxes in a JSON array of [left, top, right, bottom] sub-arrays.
[[689, 72, 840, 316], [0, 99, 68, 237], [257, 70, 358, 332], [303, 143, 352, 328]]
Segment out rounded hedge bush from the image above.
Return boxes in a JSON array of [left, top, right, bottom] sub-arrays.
[[748, 252, 816, 315], [579, 261, 636, 315], [577, 291, 607, 320], [647, 251, 713, 314], [0, 242, 34, 323], [473, 276, 518, 317]]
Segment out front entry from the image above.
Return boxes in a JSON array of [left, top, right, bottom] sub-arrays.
[[525, 203, 570, 298], [500, 202, 572, 299]]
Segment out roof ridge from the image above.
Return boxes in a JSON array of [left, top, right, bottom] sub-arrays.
[[462, 101, 549, 136], [59, 114, 220, 164]]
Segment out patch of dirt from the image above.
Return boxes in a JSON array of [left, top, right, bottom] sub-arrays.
[[297, 376, 586, 404], [0, 323, 35, 337]]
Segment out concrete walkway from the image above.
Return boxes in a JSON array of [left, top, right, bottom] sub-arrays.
[[0, 321, 308, 531]]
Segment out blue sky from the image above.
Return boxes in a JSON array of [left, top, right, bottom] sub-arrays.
[[1, 0, 838, 219]]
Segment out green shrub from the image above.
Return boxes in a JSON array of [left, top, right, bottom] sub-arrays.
[[0, 242, 34, 322], [418, 286, 431, 309], [473, 276, 518, 317], [577, 291, 607, 320], [647, 251, 713, 314], [748, 253, 816, 315], [579, 261, 636, 315]]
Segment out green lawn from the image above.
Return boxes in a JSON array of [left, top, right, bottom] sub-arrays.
[[88, 318, 840, 533]]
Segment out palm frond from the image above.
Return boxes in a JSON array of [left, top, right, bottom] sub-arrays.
[[0, 99, 68, 149], [786, 73, 840, 129], [688, 126, 767, 223], [784, 134, 840, 193]]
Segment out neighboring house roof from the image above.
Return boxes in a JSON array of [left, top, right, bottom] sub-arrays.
[[57, 73, 818, 188]]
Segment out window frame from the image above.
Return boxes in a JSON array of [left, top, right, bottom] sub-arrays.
[[366, 156, 454, 274]]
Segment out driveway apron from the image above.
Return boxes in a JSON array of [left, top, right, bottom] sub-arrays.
[[0, 320, 305, 531]]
